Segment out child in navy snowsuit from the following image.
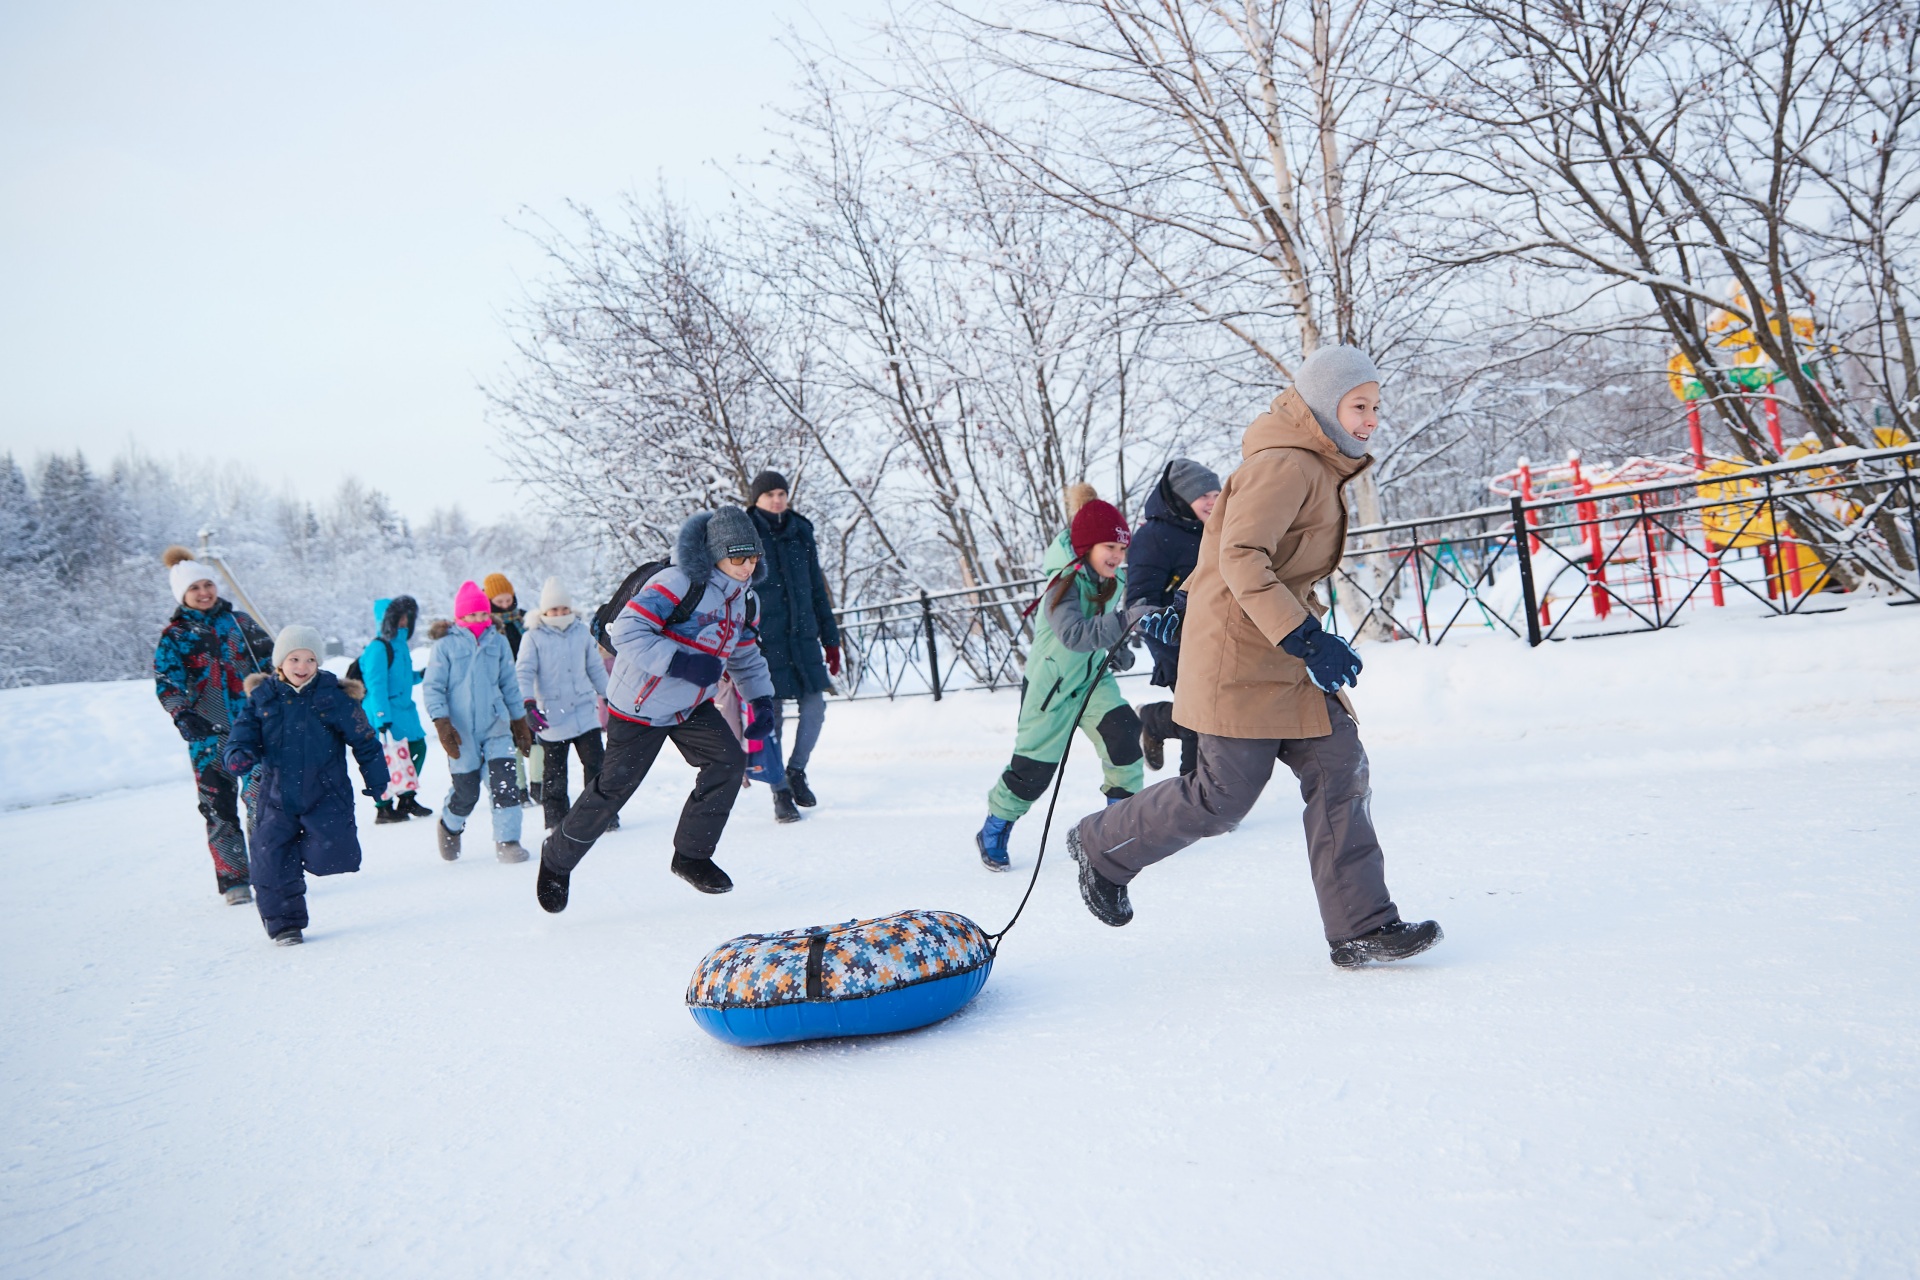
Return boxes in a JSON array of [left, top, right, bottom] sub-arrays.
[[224, 626, 389, 945], [536, 509, 775, 912]]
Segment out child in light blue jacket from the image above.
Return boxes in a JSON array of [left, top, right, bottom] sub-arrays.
[[536, 510, 773, 913], [423, 580, 533, 864]]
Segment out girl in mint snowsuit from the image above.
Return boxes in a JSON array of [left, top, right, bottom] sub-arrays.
[[423, 580, 533, 862], [977, 495, 1154, 871], [360, 596, 429, 822]]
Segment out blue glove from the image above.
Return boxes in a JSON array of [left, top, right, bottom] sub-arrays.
[[1137, 605, 1183, 646], [223, 748, 258, 776], [666, 649, 724, 687], [747, 696, 776, 731], [1278, 615, 1362, 692]]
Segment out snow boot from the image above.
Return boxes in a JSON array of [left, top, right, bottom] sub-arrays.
[[976, 815, 1013, 872], [374, 804, 407, 825], [1068, 825, 1132, 927], [671, 855, 734, 895], [772, 788, 802, 824], [436, 820, 461, 862], [786, 767, 817, 808], [222, 885, 253, 906], [1104, 787, 1133, 807], [1330, 919, 1444, 968], [1142, 723, 1165, 772], [271, 928, 304, 947], [400, 794, 433, 819], [496, 840, 529, 864], [535, 856, 570, 914]]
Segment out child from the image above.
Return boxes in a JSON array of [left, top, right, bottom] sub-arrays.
[[152, 545, 273, 905], [484, 573, 525, 657], [360, 595, 432, 824], [423, 581, 535, 864], [223, 625, 389, 945], [536, 509, 775, 912], [976, 489, 1160, 871], [515, 577, 610, 833], [1128, 459, 1221, 777], [1065, 346, 1443, 969]]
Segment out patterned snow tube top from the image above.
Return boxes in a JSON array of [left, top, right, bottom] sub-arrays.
[[686, 909, 994, 1047]]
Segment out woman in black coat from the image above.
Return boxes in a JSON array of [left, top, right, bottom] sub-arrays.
[[744, 470, 842, 820], [1125, 458, 1221, 777]]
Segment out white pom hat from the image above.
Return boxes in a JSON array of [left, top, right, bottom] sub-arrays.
[[163, 545, 219, 605]]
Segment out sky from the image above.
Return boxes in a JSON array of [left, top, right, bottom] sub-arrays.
[[0, 1, 884, 522]]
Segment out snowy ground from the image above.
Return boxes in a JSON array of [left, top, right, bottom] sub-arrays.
[[3, 604, 1918, 1277]]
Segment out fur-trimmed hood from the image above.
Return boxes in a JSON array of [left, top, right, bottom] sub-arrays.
[[677, 511, 768, 587], [427, 618, 453, 640], [244, 670, 362, 699]]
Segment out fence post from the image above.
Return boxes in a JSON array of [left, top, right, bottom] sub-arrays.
[[920, 589, 943, 701], [1512, 496, 1542, 647]]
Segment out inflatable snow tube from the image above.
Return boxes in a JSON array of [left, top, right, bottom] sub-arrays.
[[686, 909, 994, 1047]]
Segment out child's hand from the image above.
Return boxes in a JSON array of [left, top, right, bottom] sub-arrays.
[[510, 718, 535, 755], [666, 650, 724, 687], [523, 700, 548, 732], [433, 717, 462, 758], [223, 748, 257, 776], [748, 695, 776, 731]]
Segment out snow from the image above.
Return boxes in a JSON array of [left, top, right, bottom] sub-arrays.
[[3, 603, 1918, 1276]]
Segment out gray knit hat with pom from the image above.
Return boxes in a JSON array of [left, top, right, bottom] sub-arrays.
[[1293, 345, 1382, 459]]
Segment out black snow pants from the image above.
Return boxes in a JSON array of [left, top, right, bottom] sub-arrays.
[[1072, 693, 1398, 943], [195, 756, 250, 892], [542, 702, 744, 875], [541, 729, 605, 830]]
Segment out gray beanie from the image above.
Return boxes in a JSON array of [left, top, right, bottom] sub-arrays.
[[707, 507, 763, 562], [1293, 345, 1382, 459], [1165, 458, 1221, 505], [273, 624, 325, 669]]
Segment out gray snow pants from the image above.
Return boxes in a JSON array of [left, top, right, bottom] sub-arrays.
[[1073, 693, 1397, 943]]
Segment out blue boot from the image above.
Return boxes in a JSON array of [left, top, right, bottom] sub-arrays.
[[1105, 788, 1134, 807], [976, 815, 1013, 872]]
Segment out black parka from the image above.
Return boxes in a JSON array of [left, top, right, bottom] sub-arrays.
[[1125, 467, 1207, 688], [745, 507, 841, 700]]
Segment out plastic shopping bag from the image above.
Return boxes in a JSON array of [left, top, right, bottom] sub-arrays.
[[382, 733, 419, 800]]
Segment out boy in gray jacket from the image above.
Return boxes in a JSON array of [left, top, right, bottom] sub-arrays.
[[536, 510, 775, 912]]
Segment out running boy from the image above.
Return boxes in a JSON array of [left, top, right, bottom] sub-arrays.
[[536, 509, 774, 912]]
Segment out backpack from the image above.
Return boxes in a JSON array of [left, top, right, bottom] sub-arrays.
[[343, 637, 394, 694], [592, 560, 759, 656]]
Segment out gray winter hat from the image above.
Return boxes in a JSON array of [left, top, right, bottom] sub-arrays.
[[272, 624, 324, 668], [706, 506, 763, 562], [1293, 345, 1382, 459], [1165, 458, 1222, 504]]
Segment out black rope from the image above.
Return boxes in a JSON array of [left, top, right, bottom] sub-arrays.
[[988, 620, 1139, 952]]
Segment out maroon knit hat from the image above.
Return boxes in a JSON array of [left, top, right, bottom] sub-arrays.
[[1069, 499, 1131, 558]]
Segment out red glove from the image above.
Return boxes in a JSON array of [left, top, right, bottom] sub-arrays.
[[824, 645, 841, 676]]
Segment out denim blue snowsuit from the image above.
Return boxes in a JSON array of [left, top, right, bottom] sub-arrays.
[[422, 623, 525, 844]]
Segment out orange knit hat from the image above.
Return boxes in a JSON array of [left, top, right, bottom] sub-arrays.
[[481, 573, 514, 600]]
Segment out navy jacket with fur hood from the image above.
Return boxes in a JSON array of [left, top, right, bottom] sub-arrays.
[[604, 513, 776, 726], [224, 670, 389, 817], [1125, 466, 1207, 688]]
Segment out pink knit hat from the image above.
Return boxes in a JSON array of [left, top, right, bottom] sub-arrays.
[[453, 581, 492, 636]]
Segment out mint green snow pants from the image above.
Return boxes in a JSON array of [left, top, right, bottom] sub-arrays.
[[988, 667, 1144, 822]]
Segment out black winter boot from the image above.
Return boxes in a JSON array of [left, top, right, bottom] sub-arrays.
[[271, 928, 304, 947], [785, 767, 817, 807], [435, 820, 461, 861], [1068, 826, 1132, 927], [671, 855, 734, 894], [1330, 919, 1444, 968], [772, 789, 802, 824], [1142, 723, 1165, 772], [400, 794, 433, 819], [535, 855, 570, 914], [374, 804, 407, 825]]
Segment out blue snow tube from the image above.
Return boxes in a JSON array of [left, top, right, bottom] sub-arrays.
[[687, 909, 994, 1047]]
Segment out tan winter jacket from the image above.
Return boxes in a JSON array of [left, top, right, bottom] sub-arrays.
[[1172, 388, 1371, 739]]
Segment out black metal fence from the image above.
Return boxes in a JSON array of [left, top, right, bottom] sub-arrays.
[[1327, 443, 1920, 645], [829, 444, 1920, 698]]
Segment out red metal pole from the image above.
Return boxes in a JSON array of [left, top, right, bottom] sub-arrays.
[[1688, 403, 1705, 470], [1765, 387, 1785, 456]]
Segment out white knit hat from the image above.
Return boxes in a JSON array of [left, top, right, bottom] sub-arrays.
[[272, 624, 325, 668], [538, 577, 572, 612], [163, 546, 219, 605]]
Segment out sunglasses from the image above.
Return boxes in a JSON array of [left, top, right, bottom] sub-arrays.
[[724, 555, 760, 567]]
